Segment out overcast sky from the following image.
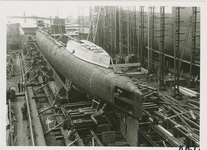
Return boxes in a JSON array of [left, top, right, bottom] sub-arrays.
[[3, 1, 90, 19], [2, 1, 177, 19]]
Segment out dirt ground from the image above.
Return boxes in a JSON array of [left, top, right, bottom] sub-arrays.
[[7, 51, 30, 146]]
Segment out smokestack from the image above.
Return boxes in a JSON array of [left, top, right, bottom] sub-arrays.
[[24, 11, 26, 23]]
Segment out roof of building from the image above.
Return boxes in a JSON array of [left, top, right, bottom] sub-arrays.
[[20, 23, 37, 28]]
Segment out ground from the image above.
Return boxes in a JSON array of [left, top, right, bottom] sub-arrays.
[[7, 51, 30, 146]]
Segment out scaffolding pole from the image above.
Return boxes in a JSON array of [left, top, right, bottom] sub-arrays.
[[189, 7, 200, 87], [174, 7, 183, 99], [119, 6, 123, 59], [139, 6, 145, 65], [159, 6, 167, 90], [149, 6, 155, 73], [87, 6, 102, 43], [126, 6, 131, 57], [132, 6, 137, 55], [113, 6, 117, 56], [147, 7, 150, 70]]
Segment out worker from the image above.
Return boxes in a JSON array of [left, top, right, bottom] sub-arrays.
[[54, 104, 59, 113], [53, 93, 60, 113], [21, 81, 25, 92], [43, 75, 46, 84], [21, 102, 27, 120], [8, 87, 11, 93], [6, 90, 10, 104], [27, 72, 30, 80], [91, 103, 107, 125], [62, 120, 67, 130], [10, 87, 16, 101], [55, 93, 60, 105], [62, 120, 71, 130], [18, 81, 21, 92], [165, 66, 169, 75], [68, 126, 75, 140], [153, 115, 160, 125], [11, 64, 15, 77], [44, 75, 48, 83]]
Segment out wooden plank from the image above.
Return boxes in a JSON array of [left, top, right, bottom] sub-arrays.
[[27, 83, 42, 86], [110, 63, 141, 68], [38, 114, 63, 117], [90, 129, 103, 146], [32, 95, 48, 99], [15, 92, 25, 97], [189, 110, 196, 120], [44, 122, 62, 135], [60, 127, 71, 145], [55, 135, 64, 139], [74, 132, 84, 146]]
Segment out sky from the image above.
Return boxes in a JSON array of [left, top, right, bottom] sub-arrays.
[[2, 1, 90, 19], [2, 1, 175, 19]]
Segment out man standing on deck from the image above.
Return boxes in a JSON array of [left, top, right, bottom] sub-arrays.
[[6, 90, 10, 104], [10, 87, 16, 101], [43, 75, 46, 84], [27, 72, 30, 81], [21, 81, 25, 92], [21, 102, 27, 120], [18, 81, 21, 92]]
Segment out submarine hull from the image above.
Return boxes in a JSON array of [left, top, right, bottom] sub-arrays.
[[36, 30, 142, 118]]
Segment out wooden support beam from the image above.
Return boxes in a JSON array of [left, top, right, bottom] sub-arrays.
[[44, 122, 62, 135], [32, 95, 48, 99], [110, 63, 141, 68], [38, 114, 63, 117], [26, 74, 38, 85], [33, 82, 50, 93], [24, 66, 32, 75], [39, 106, 53, 114]]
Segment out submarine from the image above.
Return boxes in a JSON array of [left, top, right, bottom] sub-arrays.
[[36, 27, 142, 119]]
